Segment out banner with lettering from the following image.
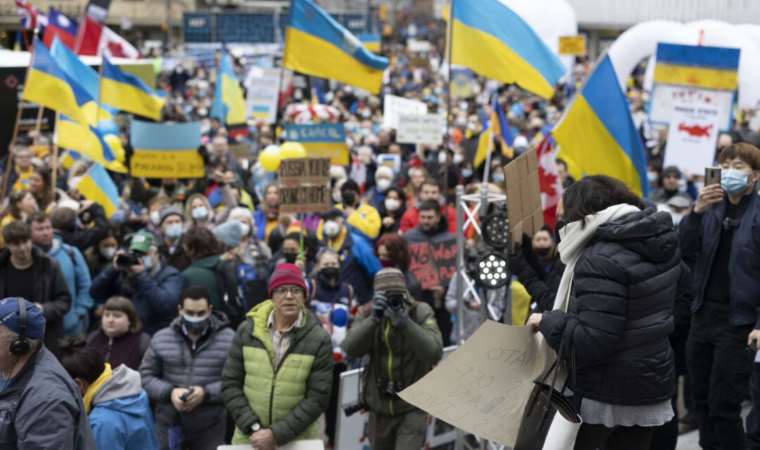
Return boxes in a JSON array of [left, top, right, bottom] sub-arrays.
[[406, 234, 458, 290], [284, 123, 349, 165]]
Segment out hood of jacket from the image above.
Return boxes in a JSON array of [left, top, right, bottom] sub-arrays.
[[191, 255, 221, 270], [594, 208, 678, 263], [92, 364, 142, 408]]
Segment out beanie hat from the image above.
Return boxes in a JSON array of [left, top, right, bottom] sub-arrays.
[[213, 221, 243, 248], [228, 207, 253, 224], [0, 298, 45, 339], [268, 263, 307, 296], [374, 268, 408, 294], [159, 206, 184, 225]]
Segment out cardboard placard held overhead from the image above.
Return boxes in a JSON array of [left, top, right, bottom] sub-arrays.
[[278, 157, 331, 214], [503, 148, 543, 246]]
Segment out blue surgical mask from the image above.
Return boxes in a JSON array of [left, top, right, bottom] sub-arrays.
[[142, 255, 153, 270], [721, 169, 750, 196], [164, 223, 183, 239], [191, 206, 209, 220]]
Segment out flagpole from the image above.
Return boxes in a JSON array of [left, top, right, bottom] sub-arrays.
[[96, 56, 105, 126], [50, 113, 60, 201], [443, 0, 455, 195]]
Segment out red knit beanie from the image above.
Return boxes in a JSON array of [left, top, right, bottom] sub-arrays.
[[268, 263, 307, 296]]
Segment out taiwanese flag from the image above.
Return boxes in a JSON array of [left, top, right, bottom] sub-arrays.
[[43, 8, 78, 49]]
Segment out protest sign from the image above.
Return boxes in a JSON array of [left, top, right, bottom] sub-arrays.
[[382, 95, 427, 129], [377, 153, 402, 173], [407, 236, 457, 290], [664, 105, 722, 175], [278, 157, 331, 214], [651, 86, 734, 131], [245, 67, 281, 124], [558, 35, 586, 56], [284, 123, 349, 165], [129, 121, 204, 178], [397, 113, 446, 145], [400, 321, 555, 447], [503, 148, 543, 246]]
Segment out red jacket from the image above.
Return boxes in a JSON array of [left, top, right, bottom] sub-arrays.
[[399, 204, 458, 234]]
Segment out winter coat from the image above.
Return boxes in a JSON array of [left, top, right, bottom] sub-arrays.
[[0, 346, 95, 449], [140, 312, 234, 431], [90, 264, 184, 335], [0, 247, 71, 353], [88, 364, 158, 450], [47, 235, 94, 336], [679, 192, 760, 327], [399, 204, 457, 234], [512, 252, 565, 313], [87, 329, 151, 371], [222, 300, 333, 446], [403, 219, 457, 303], [320, 227, 381, 304], [342, 300, 443, 416], [57, 204, 109, 253], [180, 255, 224, 311], [539, 209, 682, 405]]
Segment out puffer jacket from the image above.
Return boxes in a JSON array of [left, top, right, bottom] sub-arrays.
[[47, 235, 94, 336], [139, 312, 234, 430], [539, 209, 683, 406], [342, 299, 443, 416], [222, 300, 333, 446]]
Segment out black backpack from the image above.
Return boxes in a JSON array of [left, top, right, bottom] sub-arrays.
[[212, 259, 246, 329]]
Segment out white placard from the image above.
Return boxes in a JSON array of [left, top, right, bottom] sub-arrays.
[[219, 440, 323, 450], [664, 105, 722, 176], [407, 39, 432, 53], [382, 95, 428, 130], [396, 114, 446, 145], [245, 67, 281, 125], [650, 85, 734, 131]]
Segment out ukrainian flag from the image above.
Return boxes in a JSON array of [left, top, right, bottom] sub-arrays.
[[284, 0, 389, 94], [22, 41, 90, 126], [474, 96, 514, 168], [552, 55, 649, 197], [130, 121, 204, 179], [56, 118, 127, 173], [654, 43, 740, 91], [101, 58, 165, 121], [450, 0, 564, 99], [358, 33, 382, 53], [210, 52, 247, 125], [73, 163, 121, 218]]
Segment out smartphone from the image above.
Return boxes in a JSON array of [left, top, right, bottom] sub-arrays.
[[705, 167, 722, 186]]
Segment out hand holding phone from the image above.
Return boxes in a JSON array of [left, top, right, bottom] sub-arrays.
[[695, 168, 725, 213], [705, 167, 722, 186]]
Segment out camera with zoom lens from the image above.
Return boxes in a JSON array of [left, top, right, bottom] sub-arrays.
[[386, 293, 405, 309], [115, 251, 140, 269]]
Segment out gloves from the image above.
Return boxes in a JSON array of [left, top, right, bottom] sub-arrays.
[[372, 294, 388, 322], [385, 301, 409, 328]]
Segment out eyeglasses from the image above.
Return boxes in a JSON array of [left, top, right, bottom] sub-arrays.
[[273, 286, 305, 297]]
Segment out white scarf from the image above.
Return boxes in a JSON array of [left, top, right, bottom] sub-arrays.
[[552, 204, 641, 312]]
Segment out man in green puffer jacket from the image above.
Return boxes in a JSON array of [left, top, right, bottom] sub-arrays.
[[222, 263, 333, 450], [342, 268, 443, 450]]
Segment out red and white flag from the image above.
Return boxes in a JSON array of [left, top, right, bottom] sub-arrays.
[[74, 15, 103, 56], [101, 26, 140, 59], [15, 0, 46, 31], [536, 136, 564, 230]]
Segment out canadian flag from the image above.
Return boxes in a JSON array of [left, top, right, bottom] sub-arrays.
[[101, 25, 140, 59], [536, 136, 563, 230]]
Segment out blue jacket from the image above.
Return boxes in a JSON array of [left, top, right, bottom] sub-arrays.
[[90, 264, 185, 335], [48, 235, 94, 336], [327, 227, 381, 304], [253, 208, 268, 241], [89, 365, 158, 450], [680, 192, 760, 327]]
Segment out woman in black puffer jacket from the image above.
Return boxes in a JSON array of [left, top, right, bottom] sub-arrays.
[[527, 176, 684, 450]]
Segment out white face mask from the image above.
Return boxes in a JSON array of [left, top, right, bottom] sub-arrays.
[[323, 220, 341, 238], [332, 190, 342, 204], [239, 223, 251, 237], [385, 198, 401, 212], [100, 247, 116, 260], [192, 206, 209, 220], [376, 179, 392, 192], [150, 211, 161, 226], [438, 151, 448, 165], [453, 153, 464, 165]]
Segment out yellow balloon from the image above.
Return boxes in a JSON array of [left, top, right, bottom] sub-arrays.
[[279, 142, 307, 160], [259, 145, 281, 172]]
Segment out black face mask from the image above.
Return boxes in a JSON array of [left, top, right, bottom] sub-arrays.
[[534, 247, 553, 258], [283, 252, 298, 264], [181, 315, 210, 335], [554, 219, 567, 245], [342, 191, 357, 206], [318, 267, 340, 287]]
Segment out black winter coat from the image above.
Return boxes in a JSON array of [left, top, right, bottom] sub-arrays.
[[539, 209, 683, 405]]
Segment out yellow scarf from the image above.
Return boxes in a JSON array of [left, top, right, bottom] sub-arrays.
[[83, 363, 112, 414]]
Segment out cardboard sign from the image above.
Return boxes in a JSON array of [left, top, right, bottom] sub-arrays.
[[397, 113, 446, 145], [407, 237, 458, 290], [383, 95, 428, 130], [399, 321, 555, 447], [558, 35, 586, 56], [503, 148, 543, 246], [130, 149, 205, 179], [664, 106, 722, 176], [245, 67, 281, 125], [278, 157, 331, 214], [279, 158, 331, 185], [279, 185, 332, 214]]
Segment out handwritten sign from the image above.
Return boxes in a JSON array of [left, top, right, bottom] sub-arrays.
[[279, 158, 331, 185], [383, 95, 428, 130], [407, 237, 457, 290], [130, 149, 205, 179], [397, 113, 446, 145], [399, 322, 554, 447], [278, 157, 331, 214], [558, 35, 586, 56]]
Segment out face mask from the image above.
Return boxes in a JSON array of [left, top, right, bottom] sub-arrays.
[[376, 179, 392, 192], [283, 252, 298, 264], [438, 151, 448, 165], [318, 267, 340, 286], [324, 220, 341, 238], [462, 168, 473, 178], [100, 247, 116, 260], [164, 223, 183, 239], [721, 169, 751, 196], [342, 191, 357, 206], [453, 153, 464, 165], [385, 198, 401, 212], [239, 223, 251, 237], [181, 313, 210, 335], [492, 171, 505, 183], [192, 206, 209, 220], [150, 211, 161, 226], [142, 255, 153, 270]]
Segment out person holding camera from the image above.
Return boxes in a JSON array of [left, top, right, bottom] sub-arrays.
[[342, 268, 443, 450], [90, 231, 184, 335]]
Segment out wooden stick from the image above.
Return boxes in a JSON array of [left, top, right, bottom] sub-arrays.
[[1, 105, 24, 199], [50, 114, 60, 203]]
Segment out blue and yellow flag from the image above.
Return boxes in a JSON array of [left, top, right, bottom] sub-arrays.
[[130, 121, 204, 179], [56, 118, 127, 173], [284, 123, 349, 165], [474, 97, 515, 168], [73, 163, 121, 218], [450, 0, 564, 99], [21, 41, 90, 126], [552, 55, 649, 197], [210, 52, 247, 125], [654, 43, 740, 91], [101, 58, 165, 121], [284, 0, 389, 94], [358, 33, 381, 53]]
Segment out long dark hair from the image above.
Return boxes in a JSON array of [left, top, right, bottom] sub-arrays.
[[562, 175, 644, 226]]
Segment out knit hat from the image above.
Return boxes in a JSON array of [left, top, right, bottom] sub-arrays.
[[213, 221, 243, 248], [159, 206, 183, 225], [129, 231, 154, 254], [0, 298, 45, 339], [268, 263, 307, 296], [373, 268, 408, 294]]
